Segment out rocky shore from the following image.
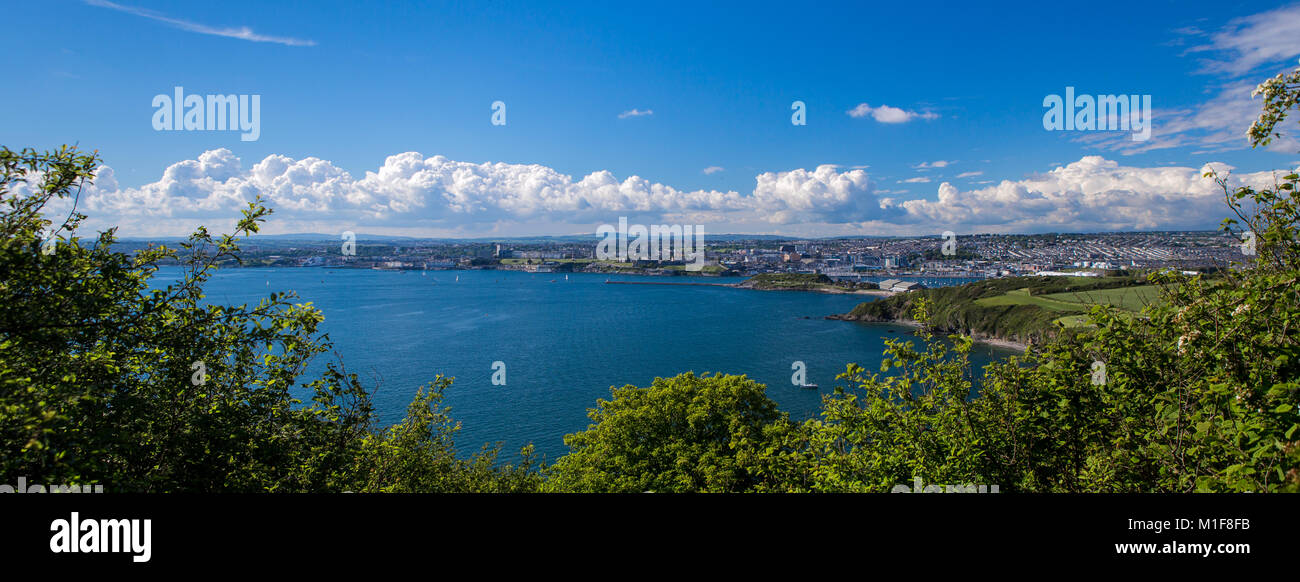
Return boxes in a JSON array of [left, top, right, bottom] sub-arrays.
[[825, 313, 1028, 351]]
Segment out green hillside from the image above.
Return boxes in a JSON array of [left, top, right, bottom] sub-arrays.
[[837, 275, 1160, 345]]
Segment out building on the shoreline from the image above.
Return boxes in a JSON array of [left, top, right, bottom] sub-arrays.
[[878, 279, 926, 293]]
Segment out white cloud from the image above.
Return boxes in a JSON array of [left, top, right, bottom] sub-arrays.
[[914, 160, 952, 169], [1186, 4, 1300, 75], [42, 150, 1290, 237], [85, 0, 316, 46], [618, 108, 653, 119], [890, 156, 1286, 233], [49, 150, 878, 235], [901, 177, 931, 183], [956, 171, 983, 178], [702, 166, 725, 175], [847, 103, 939, 123]]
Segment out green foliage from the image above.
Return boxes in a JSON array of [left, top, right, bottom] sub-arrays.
[[800, 299, 990, 491], [745, 272, 834, 289], [544, 372, 795, 492], [744, 272, 876, 291], [348, 377, 540, 492]]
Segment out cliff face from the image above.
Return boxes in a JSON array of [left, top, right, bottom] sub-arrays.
[[827, 303, 1041, 350]]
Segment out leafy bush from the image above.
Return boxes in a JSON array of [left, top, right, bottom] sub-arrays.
[[544, 372, 795, 492]]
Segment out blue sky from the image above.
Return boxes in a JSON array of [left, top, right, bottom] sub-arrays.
[[4, 0, 1300, 237]]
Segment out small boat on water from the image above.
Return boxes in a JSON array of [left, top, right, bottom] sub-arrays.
[[800, 383, 819, 389]]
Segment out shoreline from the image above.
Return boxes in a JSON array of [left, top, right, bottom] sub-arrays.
[[605, 279, 897, 296], [734, 285, 895, 297], [826, 316, 1028, 352]]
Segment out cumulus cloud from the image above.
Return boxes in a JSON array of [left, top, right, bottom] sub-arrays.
[[749, 164, 878, 224], [42, 150, 1292, 237], [47, 150, 882, 235], [890, 156, 1288, 233], [618, 108, 653, 119], [847, 103, 939, 123], [702, 166, 725, 175]]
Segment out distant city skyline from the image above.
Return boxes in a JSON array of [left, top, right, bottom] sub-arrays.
[[4, 1, 1300, 237]]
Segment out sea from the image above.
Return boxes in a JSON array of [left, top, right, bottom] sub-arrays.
[[157, 267, 1014, 462]]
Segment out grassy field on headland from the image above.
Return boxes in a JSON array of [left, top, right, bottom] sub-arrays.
[[830, 275, 1166, 347]]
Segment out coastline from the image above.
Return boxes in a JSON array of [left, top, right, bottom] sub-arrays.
[[605, 279, 897, 296], [825, 316, 1028, 352], [734, 284, 895, 297]]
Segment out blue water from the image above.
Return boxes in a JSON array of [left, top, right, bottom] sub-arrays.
[[160, 267, 1016, 462]]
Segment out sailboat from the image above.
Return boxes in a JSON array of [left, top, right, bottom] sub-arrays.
[[565, 274, 569, 281], [455, 275, 459, 282]]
